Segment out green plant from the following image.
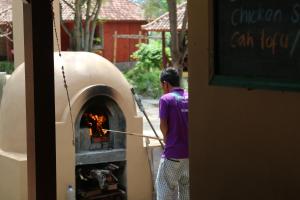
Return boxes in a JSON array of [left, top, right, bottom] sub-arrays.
[[93, 37, 102, 45], [131, 40, 169, 70], [126, 68, 162, 98], [0, 61, 14, 74], [125, 41, 170, 98]]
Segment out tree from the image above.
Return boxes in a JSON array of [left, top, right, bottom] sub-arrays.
[[129, 0, 144, 4], [0, 8, 13, 42], [138, 0, 187, 76], [167, 0, 188, 78], [142, 0, 168, 20], [60, 0, 104, 51], [132, 0, 188, 79], [139, 0, 185, 20]]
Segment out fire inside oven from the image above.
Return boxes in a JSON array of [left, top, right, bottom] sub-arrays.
[[76, 95, 126, 152], [80, 111, 110, 147], [76, 94, 127, 199]]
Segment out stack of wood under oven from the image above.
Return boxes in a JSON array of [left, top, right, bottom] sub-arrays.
[[76, 162, 126, 200]]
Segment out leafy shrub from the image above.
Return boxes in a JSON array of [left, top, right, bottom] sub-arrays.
[[125, 41, 170, 98], [126, 68, 162, 98], [0, 61, 14, 74], [131, 40, 168, 70]]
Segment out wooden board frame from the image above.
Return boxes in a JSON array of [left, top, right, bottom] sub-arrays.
[[209, 0, 300, 92]]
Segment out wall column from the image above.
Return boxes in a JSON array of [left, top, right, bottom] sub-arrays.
[[52, 0, 61, 51], [12, 0, 24, 67], [23, 1, 57, 199]]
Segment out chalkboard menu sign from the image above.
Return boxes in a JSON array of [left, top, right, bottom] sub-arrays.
[[212, 0, 300, 91]]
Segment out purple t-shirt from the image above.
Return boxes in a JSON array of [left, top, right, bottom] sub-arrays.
[[159, 88, 189, 159]]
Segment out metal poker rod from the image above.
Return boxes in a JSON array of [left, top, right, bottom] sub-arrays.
[[103, 129, 164, 141], [131, 88, 165, 149]]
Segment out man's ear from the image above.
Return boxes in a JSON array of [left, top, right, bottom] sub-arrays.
[[162, 81, 168, 87], [165, 82, 171, 90]]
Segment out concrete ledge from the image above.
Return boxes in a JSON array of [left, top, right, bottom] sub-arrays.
[[0, 149, 27, 200], [76, 149, 126, 165]]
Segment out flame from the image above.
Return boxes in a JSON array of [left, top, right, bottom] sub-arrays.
[[83, 113, 108, 137]]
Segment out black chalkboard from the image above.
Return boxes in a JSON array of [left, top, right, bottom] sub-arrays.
[[212, 0, 300, 91]]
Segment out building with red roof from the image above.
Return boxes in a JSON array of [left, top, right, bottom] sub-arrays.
[[61, 0, 147, 66], [0, 0, 147, 66]]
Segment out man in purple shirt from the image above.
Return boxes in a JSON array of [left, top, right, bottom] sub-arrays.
[[156, 67, 189, 200]]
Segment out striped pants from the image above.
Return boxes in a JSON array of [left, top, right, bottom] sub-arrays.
[[155, 157, 189, 200]]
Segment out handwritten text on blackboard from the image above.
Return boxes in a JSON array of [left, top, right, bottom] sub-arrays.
[[229, 3, 300, 57]]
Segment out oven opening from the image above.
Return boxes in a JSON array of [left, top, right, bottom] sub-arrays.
[[76, 95, 126, 152], [80, 111, 110, 149]]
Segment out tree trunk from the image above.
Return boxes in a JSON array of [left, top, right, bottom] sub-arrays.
[[0, 8, 13, 41], [89, 0, 102, 51], [61, 0, 103, 51], [167, 0, 188, 82], [179, 6, 188, 67], [84, 0, 92, 51], [74, 0, 82, 50], [167, 0, 181, 68]]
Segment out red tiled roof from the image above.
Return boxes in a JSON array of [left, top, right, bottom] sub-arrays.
[[0, 0, 12, 22], [62, 0, 145, 21], [0, 0, 145, 23], [142, 2, 187, 32]]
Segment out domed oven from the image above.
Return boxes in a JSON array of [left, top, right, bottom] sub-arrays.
[[0, 52, 152, 200]]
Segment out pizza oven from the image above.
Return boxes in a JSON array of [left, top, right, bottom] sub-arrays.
[[76, 94, 126, 160], [0, 52, 152, 200]]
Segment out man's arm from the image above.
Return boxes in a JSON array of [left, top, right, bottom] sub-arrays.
[[160, 118, 168, 143]]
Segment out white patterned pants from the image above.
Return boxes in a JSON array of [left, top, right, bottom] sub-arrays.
[[155, 157, 190, 200]]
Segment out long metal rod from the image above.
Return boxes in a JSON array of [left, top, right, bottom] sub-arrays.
[[131, 88, 165, 149], [103, 129, 164, 141]]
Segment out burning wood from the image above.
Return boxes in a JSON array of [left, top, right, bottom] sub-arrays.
[[81, 113, 109, 141]]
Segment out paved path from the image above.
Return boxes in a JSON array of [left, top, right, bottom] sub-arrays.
[[136, 97, 163, 146], [134, 97, 162, 197]]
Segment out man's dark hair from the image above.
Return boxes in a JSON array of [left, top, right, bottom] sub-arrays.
[[160, 67, 180, 87]]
